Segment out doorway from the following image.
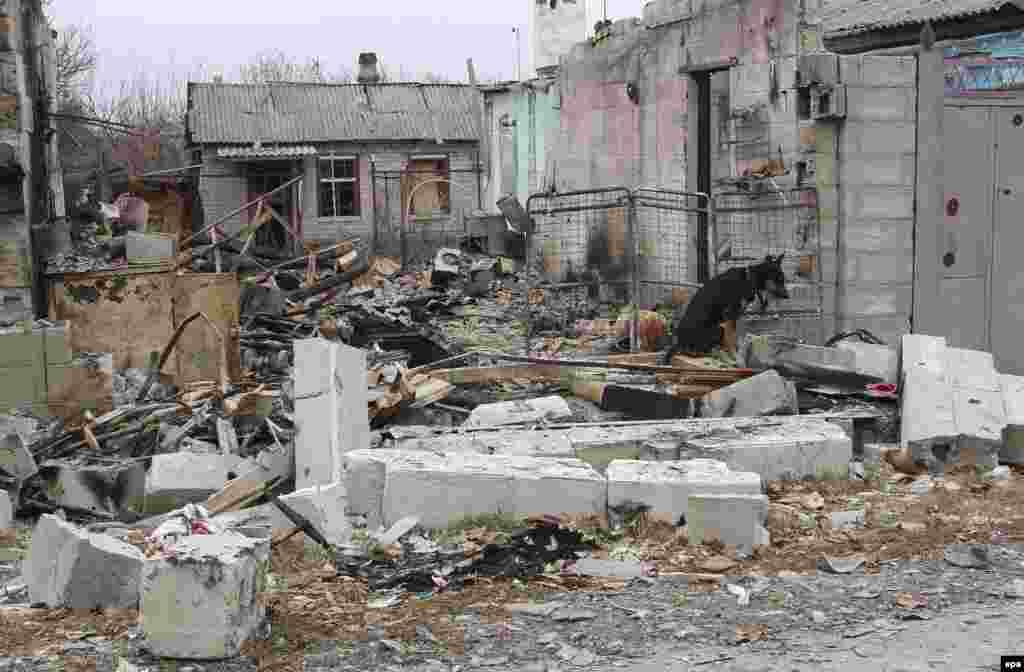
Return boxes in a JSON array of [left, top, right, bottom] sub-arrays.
[[246, 162, 300, 254]]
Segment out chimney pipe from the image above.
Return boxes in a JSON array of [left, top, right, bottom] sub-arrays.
[[358, 53, 381, 83]]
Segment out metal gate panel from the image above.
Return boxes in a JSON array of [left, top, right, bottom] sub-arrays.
[[713, 185, 824, 340], [632, 188, 707, 307]]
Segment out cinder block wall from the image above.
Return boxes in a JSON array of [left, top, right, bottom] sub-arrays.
[[197, 155, 246, 238], [818, 55, 917, 345]]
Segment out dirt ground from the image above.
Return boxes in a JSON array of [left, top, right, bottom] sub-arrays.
[[1, 460, 1022, 671]]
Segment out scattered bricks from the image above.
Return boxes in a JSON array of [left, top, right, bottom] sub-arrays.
[[678, 418, 852, 481], [606, 459, 762, 528], [464, 395, 573, 428], [357, 450, 606, 529], [0, 488, 11, 529], [24, 514, 144, 609], [833, 341, 899, 384], [39, 461, 146, 517], [125, 232, 177, 263], [139, 533, 270, 659], [1000, 374, 1024, 464], [687, 493, 770, 556], [829, 510, 866, 530], [293, 339, 370, 490], [144, 453, 231, 514], [700, 370, 797, 418]]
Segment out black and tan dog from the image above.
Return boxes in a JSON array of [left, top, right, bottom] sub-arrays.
[[661, 254, 790, 363]]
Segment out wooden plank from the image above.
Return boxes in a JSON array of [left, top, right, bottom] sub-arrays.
[[172, 273, 241, 385], [48, 270, 175, 371], [204, 476, 276, 516], [432, 365, 567, 385]]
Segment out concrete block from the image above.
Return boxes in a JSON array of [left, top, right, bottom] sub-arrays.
[[464, 395, 573, 428], [24, 514, 144, 609], [40, 461, 146, 517], [0, 488, 11, 529], [679, 417, 852, 480], [0, 431, 37, 494], [741, 335, 886, 385], [125, 232, 177, 262], [140, 533, 270, 659], [900, 333, 947, 378], [639, 439, 680, 461], [574, 558, 646, 578], [293, 339, 370, 490], [901, 366, 957, 466], [607, 459, 762, 527], [834, 341, 899, 384], [341, 449, 394, 529], [999, 374, 1024, 464], [347, 449, 607, 529], [387, 426, 575, 459], [144, 453, 231, 514], [700, 370, 797, 418], [687, 493, 770, 555]]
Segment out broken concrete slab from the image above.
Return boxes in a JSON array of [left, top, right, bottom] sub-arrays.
[[39, 461, 146, 517], [741, 335, 885, 385], [573, 558, 647, 578], [687, 493, 770, 556], [700, 369, 797, 418], [464, 395, 573, 428], [900, 334, 947, 378], [144, 453, 232, 514], [833, 341, 899, 385], [678, 418, 852, 480], [140, 532, 270, 659], [383, 426, 575, 459], [294, 339, 370, 490], [1000, 374, 1024, 464], [900, 366, 957, 470], [344, 449, 606, 529], [24, 514, 144, 609], [0, 488, 11, 529], [606, 459, 762, 528]]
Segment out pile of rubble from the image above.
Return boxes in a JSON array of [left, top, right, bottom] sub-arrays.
[[18, 222, 1024, 662]]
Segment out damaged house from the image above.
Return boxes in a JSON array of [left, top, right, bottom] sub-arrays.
[[184, 53, 485, 263]]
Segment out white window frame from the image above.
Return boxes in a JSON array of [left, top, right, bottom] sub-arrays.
[[319, 154, 359, 218]]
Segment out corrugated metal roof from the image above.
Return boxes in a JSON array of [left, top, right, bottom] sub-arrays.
[[819, 0, 1018, 38], [188, 82, 481, 144], [217, 145, 318, 159]]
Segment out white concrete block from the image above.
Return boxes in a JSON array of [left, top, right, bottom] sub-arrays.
[[687, 493, 770, 555], [140, 533, 270, 659], [701, 370, 798, 418], [0, 488, 12, 529], [341, 449, 397, 529], [606, 459, 762, 527], [679, 418, 852, 480], [900, 334, 947, 379], [294, 339, 370, 490], [24, 514, 144, 609], [368, 450, 607, 529], [388, 426, 575, 459], [1000, 374, 1024, 464], [834, 341, 899, 384], [464, 395, 573, 428], [144, 453, 231, 514]]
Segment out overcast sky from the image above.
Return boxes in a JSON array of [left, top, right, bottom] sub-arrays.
[[50, 0, 645, 90]]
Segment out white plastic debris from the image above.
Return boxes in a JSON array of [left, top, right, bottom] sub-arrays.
[[146, 503, 222, 551]]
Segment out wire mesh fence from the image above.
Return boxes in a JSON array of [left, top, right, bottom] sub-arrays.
[[712, 185, 824, 322], [633, 188, 707, 307]]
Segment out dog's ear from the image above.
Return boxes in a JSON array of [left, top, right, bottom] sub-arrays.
[[776, 253, 785, 264]]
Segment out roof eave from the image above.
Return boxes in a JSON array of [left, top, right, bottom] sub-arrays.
[[823, 4, 1024, 54]]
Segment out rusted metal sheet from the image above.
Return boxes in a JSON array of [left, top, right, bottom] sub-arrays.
[[172, 273, 241, 385], [48, 267, 176, 372]]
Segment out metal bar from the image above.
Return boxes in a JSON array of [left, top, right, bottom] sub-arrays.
[[713, 205, 815, 214], [180, 174, 303, 248], [137, 164, 203, 178], [528, 202, 630, 217]]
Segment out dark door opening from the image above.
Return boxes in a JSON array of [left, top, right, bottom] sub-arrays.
[[246, 162, 299, 253], [695, 71, 712, 283]]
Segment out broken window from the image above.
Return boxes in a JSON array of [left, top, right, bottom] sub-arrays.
[[319, 155, 359, 217], [402, 156, 450, 218]]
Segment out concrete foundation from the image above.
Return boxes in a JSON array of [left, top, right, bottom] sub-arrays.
[[24, 514, 144, 609], [140, 532, 270, 659]]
